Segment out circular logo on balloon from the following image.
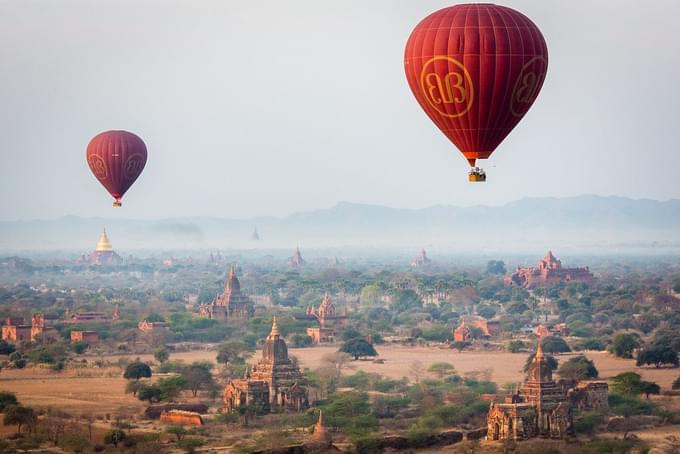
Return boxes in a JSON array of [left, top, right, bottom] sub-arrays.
[[419, 56, 474, 118], [510, 56, 547, 118], [87, 154, 108, 180], [124, 154, 145, 180]]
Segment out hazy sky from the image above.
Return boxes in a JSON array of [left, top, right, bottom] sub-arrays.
[[1, 0, 679, 221]]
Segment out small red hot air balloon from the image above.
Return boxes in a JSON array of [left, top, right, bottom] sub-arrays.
[[404, 4, 548, 182], [86, 130, 147, 207]]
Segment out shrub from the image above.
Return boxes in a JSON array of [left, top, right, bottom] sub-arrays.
[[0, 391, 18, 411]]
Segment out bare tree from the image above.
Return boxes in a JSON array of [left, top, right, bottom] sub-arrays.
[[409, 360, 425, 384]]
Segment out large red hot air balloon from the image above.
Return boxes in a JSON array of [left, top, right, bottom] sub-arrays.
[[86, 130, 147, 207], [404, 4, 548, 182]]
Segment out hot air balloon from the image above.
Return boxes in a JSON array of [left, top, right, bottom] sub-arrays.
[[404, 4, 548, 182], [86, 130, 147, 207]]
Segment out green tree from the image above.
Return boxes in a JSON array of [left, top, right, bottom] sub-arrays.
[[342, 328, 362, 342], [154, 348, 170, 364], [610, 333, 641, 359], [339, 338, 378, 360], [0, 340, 15, 355], [291, 334, 313, 348], [137, 384, 162, 404], [359, 284, 380, 308], [181, 362, 214, 397], [158, 376, 188, 401], [486, 260, 506, 275], [3, 405, 36, 434], [611, 372, 644, 396], [641, 381, 660, 399], [0, 391, 18, 411], [166, 425, 187, 442], [104, 429, 126, 447], [216, 340, 249, 365], [636, 345, 679, 368], [451, 341, 471, 352], [427, 362, 456, 379], [391, 289, 422, 312], [71, 341, 88, 354], [124, 361, 152, 380], [557, 355, 598, 381], [540, 336, 571, 354], [507, 340, 526, 353]]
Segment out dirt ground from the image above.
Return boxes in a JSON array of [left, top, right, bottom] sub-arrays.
[[1, 345, 678, 418]]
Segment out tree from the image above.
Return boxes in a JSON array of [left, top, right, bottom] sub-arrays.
[[71, 341, 88, 354], [339, 338, 378, 360], [477, 305, 497, 320], [342, 328, 362, 342], [391, 289, 422, 312], [137, 384, 162, 404], [610, 333, 641, 359], [154, 348, 170, 364], [182, 362, 214, 397], [641, 381, 660, 399], [636, 345, 679, 368], [486, 260, 506, 275], [451, 341, 471, 352], [428, 362, 456, 379], [124, 361, 152, 380], [216, 341, 249, 365], [409, 360, 426, 384], [125, 380, 144, 397], [540, 336, 571, 354], [3, 405, 36, 434], [166, 425, 187, 442], [507, 340, 526, 353], [104, 429, 126, 447], [0, 391, 18, 411], [158, 376, 188, 401], [611, 372, 644, 396], [557, 355, 598, 381], [291, 334, 313, 348], [0, 340, 16, 355]]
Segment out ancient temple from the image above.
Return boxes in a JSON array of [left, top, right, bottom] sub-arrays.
[[289, 247, 306, 268], [505, 251, 593, 289], [298, 293, 348, 344], [453, 316, 501, 341], [84, 229, 122, 265], [410, 248, 431, 267], [224, 318, 309, 414], [251, 227, 260, 241], [199, 266, 254, 321], [486, 341, 573, 440]]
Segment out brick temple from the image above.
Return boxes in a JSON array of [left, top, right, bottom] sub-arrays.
[[505, 251, 593, 289], [486, 341, 607, 441], [301, 293, 348, 344], [200, 266, 254, 321], [223, 318, 309, 414]]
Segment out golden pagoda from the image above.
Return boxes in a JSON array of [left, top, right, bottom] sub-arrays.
[[84, 228, 121, 265], [95, 229, 113, 252]]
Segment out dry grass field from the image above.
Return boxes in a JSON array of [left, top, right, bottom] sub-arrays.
[[2, 344, 679, 418]]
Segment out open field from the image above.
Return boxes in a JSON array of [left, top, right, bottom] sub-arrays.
[[1, 345, 679, 417]]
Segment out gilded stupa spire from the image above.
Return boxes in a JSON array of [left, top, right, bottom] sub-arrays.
[[95, 228, 113, 252], [270, 316, 280, 337]]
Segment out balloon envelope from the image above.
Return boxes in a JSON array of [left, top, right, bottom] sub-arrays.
[[404, 4, 548, 167], [86, 130, 147, 205]]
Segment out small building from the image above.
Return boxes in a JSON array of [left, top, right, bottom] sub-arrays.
[[70, 331, 99, 345], [2, 324, 32, 343], [3, 313, 59, 343], [159, 410, 203, 426], [199, 266, 254, 321], [307, 327, 336, 344], [505, 251, 593, 289], [138, 320, 169, 333]]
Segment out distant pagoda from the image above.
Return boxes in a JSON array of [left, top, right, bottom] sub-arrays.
[[289, 247, 306, 268], [85, 229, 122, 265], [199, 265, 254, 321], [251, 227, 260, 241], [410, 248, 431, 267]]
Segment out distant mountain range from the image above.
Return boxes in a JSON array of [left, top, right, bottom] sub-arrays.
[[1, 195, 679, 254]]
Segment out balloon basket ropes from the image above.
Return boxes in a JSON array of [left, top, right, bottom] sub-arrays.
[[468, 168, 487, 182]]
